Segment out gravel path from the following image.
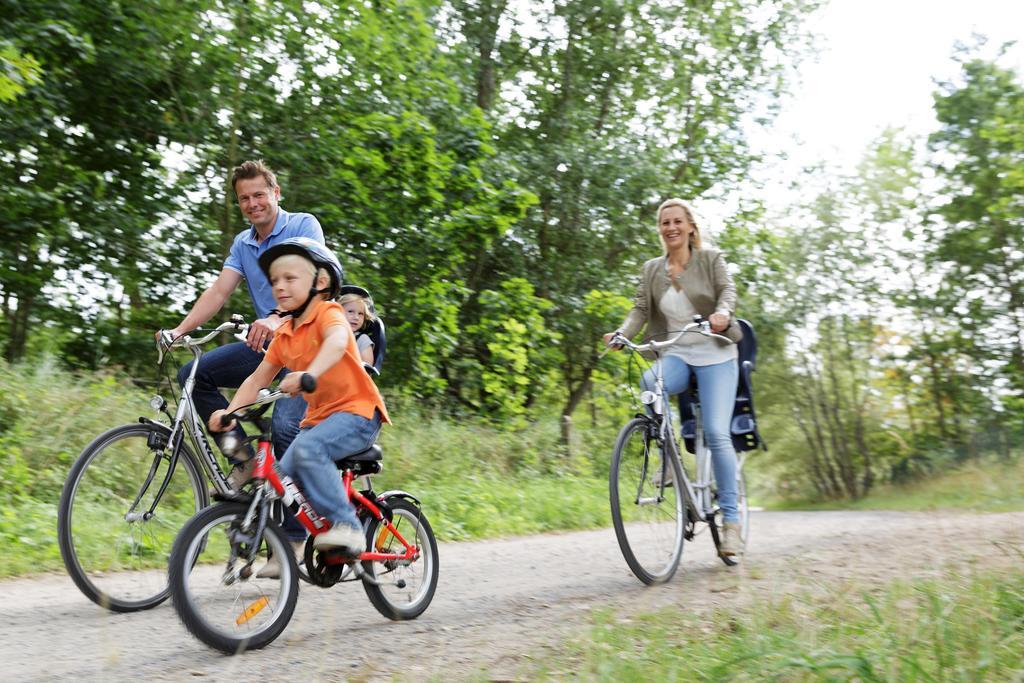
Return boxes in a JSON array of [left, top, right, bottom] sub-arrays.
[[2, 510, 1021, 682]]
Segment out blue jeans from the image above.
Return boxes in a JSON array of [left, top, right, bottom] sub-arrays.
[[641, 356, 740, 523], [278, 410, 382, 530], [178, 340, 307, 539]]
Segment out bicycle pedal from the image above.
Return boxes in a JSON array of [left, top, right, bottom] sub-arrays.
[[212, 490, 253, 503]]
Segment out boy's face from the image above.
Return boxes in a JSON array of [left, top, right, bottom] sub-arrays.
[[269, 258, 315, 312], [342, 301, 365, 330]]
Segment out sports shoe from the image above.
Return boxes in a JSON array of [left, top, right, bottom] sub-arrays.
[[256, 539, 306, 579], [650, 460, 674, 489], [227, 459, 256, 489], [720, 522, 742, 557], [313, 523, 365, 555]]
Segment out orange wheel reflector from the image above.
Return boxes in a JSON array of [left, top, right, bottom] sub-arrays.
[[236, 596, 269, 625], [375, 527, 392, 551]]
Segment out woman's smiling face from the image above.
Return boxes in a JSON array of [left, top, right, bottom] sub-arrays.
[[658, 205, 693, 250]]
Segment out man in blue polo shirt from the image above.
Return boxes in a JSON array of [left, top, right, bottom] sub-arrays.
[[166, 159, 324, 485]]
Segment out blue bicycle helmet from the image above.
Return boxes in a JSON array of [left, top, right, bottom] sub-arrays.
[[258, 237, 344, 300]]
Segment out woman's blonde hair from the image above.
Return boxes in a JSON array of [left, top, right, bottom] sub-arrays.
[[339, 293, 377, 326], [656, 197, 702, 253]]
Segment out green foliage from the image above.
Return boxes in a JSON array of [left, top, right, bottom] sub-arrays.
[[0, 40, 42, 102]]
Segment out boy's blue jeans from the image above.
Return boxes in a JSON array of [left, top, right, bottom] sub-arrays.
[[178, 340, 307, 539], [278, 410, 382, 531], [641, 356, 740, 523]]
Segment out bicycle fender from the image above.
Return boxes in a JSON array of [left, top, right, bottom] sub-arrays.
[[376, 490, 422, 508]]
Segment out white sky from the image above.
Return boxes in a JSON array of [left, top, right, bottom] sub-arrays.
[[701, 0, 1024, 229]]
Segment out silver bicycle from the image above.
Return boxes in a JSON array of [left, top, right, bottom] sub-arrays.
[[608, 318, 749, 585], [57, 316, 249, 612]]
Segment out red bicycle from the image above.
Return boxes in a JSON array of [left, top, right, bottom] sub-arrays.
[[168, 382, 438, 653]]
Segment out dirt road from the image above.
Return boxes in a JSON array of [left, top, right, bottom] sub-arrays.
[[2, 510, 1021, 682]]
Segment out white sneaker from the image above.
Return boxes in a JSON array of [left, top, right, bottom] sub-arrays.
[[313, 524, 365, 554], [256, 539, 306, 579]]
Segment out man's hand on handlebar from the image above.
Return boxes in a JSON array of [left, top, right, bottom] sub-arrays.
[[246, 314, 283, 352]]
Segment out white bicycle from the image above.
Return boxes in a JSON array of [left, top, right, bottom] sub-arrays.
[[608, 318, 750, 584]]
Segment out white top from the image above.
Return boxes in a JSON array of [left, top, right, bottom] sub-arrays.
[[658, 286, 737, 366], [356, 333, 374, 355]]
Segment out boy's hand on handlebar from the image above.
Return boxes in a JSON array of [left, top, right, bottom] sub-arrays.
[[708, 313, 729, 333], [278, 371, 304, 396], [209, 409, 236, 433]]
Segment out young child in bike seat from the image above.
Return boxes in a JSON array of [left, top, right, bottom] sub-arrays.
[[339, 291, 377, 366], [209, 237, 390, 555]]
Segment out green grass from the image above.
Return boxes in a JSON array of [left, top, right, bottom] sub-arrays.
[[534, 564, 1024, 681], [772, 456, 1024, 513]]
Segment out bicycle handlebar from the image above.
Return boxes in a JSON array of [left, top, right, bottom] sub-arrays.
[[218, 374, 318, 428], [156, 315, 249, 365], [609, 316, 734, 355]]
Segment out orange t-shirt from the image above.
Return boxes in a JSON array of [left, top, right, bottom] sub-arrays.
[[265, 300, 391, 429]]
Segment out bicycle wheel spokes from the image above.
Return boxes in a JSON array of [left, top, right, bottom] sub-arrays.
[[610, 418, 685, 585], [58, 424, 207, 612], [169, 504, 298, 653], [362, 499, 439, 620]]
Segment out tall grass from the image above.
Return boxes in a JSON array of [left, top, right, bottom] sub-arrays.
[[775, 456, 1024, 513], [0, 359, 619, 577], [538, 564, 1024, 681]]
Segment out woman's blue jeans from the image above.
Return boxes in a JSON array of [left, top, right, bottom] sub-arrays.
[[278, 410, 382, 530], [641, 356, 740, 523]]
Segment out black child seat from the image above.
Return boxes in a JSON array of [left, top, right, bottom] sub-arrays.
[[677, 319, 767, 454], [339, 284, 386, 374]]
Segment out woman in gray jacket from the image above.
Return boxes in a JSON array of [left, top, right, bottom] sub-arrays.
[[603, 198, 743, 556]]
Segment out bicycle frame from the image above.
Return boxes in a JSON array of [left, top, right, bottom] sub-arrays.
[[233, 412, 421, 570], [614, 320, 735, 527], [127, 320, 248, 521]]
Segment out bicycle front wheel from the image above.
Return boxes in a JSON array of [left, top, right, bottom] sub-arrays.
[[609, 417, 686, 585], [362, 499, 439, 620], [169, 503, 299, 654], [57, 423, 208, 612]]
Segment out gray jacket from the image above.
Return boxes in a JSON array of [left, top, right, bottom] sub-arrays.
[[619, 248, 742, 348]]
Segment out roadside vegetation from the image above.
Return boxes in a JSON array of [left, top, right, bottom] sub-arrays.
[[534, 564, 1024, 681]]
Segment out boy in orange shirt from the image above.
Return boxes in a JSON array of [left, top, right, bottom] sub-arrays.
[[210, 238, 390, 555]]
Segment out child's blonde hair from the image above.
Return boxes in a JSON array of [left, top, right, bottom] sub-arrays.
[[339, 293, 377, 327]]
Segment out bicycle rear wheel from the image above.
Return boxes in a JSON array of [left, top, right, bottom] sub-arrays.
[[57, 423, 208, 612], [362, 499, 439, 620], [609, 417, 686, 585], [169, 503, 299, 654]]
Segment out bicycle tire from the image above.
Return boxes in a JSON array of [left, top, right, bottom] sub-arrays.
[[362, 499, 439, 620], [169, 503, 299, 653], [711, 461, 749, 566], [57, 422, 208, 612], [609, 417, 686, 585]]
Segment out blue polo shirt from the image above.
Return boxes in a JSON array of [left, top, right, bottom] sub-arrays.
[[223, 209, 325, 319]]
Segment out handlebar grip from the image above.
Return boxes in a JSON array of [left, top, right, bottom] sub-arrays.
[[300, 373, 317, 393], [219, 414, 234, 428]]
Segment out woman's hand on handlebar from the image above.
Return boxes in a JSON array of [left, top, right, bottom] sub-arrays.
[[708, 313, 729, 334], [603, 331, 625, 351], [209, 409, 236, 433]]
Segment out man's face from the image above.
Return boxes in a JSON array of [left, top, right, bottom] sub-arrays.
[[235, 176, 280, 232]]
